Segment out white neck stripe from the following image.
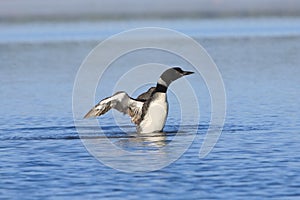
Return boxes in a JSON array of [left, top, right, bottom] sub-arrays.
[[158, 78, 168, 87]]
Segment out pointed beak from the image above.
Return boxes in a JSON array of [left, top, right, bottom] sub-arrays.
[[183, 71, 194, 76]]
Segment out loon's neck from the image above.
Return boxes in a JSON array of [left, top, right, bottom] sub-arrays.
[[155, 77, 171, 93], [155, 83, 168, 93]]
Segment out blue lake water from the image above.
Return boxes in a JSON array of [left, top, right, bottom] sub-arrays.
[[1, 17, 300, 199]]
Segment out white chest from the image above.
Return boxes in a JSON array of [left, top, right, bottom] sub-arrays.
[[138, 93, 168, 133]]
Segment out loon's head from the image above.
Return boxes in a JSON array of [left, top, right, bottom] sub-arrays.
[[158, 67, 194, 87]]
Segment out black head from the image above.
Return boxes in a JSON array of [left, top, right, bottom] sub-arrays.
[[160, 67, 194, 85], [156, 67, 194, 92], [172, 67, 194, 76], [156, 67, 194, 93]]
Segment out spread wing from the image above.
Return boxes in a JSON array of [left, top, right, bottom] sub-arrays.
[[84, 91, 144, 125]]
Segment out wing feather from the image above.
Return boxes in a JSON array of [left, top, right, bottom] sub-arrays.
[[136, 87, 156, 101], [84, 91, 144, 125]]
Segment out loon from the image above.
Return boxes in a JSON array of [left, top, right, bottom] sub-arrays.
[[84, 67, 194, 133]]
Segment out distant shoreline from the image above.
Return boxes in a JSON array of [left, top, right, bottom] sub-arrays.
[[1, 0, 300, 22]]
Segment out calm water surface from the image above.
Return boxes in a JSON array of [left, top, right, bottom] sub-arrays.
[[0, 18, 300, 199]]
